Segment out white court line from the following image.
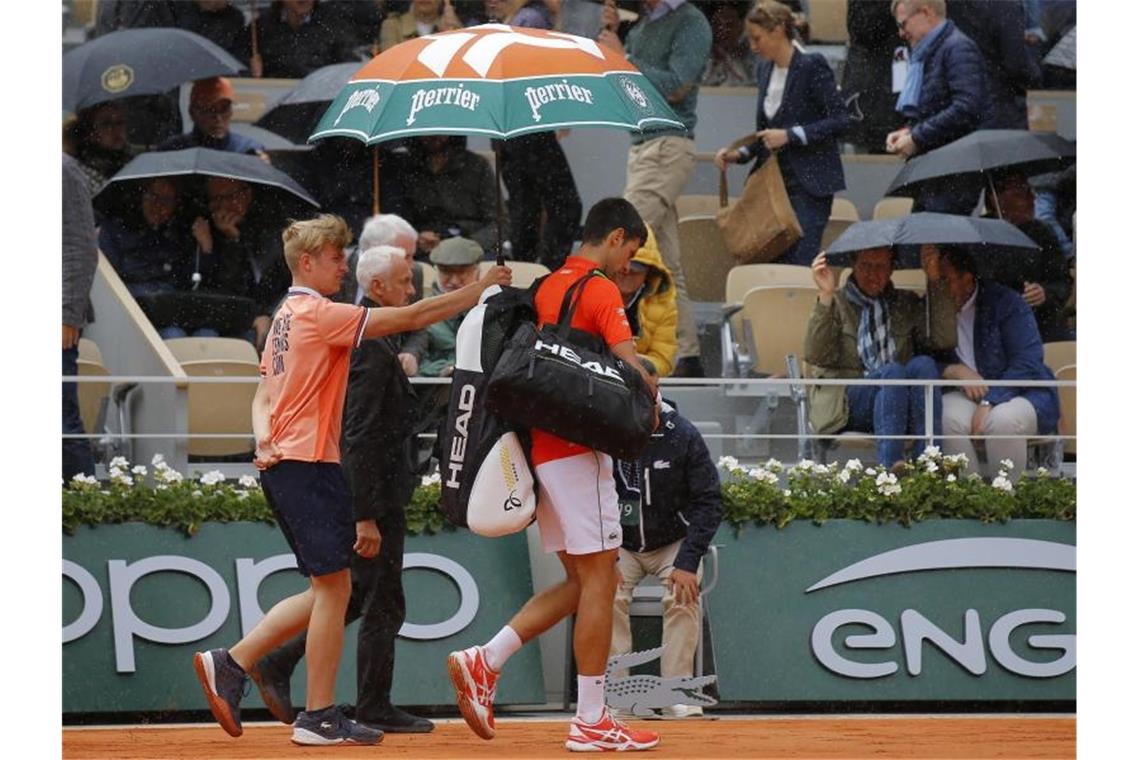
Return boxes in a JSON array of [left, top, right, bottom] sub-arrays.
[[63, 714, 1074, 731]]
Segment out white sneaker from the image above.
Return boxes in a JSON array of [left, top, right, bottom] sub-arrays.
[[661, 704, 703, 719]]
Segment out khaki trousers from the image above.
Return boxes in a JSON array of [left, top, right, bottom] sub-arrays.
[[610, 540, 703, 679], [941, 391, 1038, 480], [624, 136, 699, 361]]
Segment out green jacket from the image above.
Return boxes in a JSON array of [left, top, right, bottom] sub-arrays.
[[419, 304, 463, 377], [802, 281, 957, 435]]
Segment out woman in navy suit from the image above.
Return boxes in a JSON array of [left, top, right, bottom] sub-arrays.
[[715, 1, 851, 267]]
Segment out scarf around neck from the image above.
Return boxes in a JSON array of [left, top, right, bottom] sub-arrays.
[[895, 20, 948, 117], [845, 279, 897, 373]]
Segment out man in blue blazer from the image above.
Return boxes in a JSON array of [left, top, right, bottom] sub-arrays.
[[935, 247, 1060, 481], [886, 0, 990, 214]]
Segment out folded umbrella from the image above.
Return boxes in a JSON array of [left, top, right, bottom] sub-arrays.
[[63, 28, 245, 112], [255, 62, 362, 145], [886, 130, 1076, 201]]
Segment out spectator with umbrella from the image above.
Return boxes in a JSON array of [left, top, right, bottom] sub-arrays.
[[885, 0, 989, 214], [806, 246, 953, 469], [70, 101, 139, 197], [936, 245, 1060, 481], [159, 77, 268, 159], [981, 169, 1073, 342]]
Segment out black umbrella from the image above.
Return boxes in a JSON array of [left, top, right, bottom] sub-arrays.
[[255, 63, 361, 145], [64, 28, 246, 112], [825, 213, 1039, 273], [885, 130, 1076, 202], [93, 147, 320, 212]]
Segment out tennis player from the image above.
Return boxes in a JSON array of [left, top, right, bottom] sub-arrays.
[[447, 199, 661, 752], [193, 214, 510, 746]]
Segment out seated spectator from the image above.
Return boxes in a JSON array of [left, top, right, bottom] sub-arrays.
[[936, 246, 1060, 480], [613, 228, 677, 378], [981, 170, 1073, 342], [611, 365, 723, 719], [379, 0, 462, 51], [703, 2, 756, 87], [253, 0, 356, 79], [344, 213, 429, 376], [511, 0, 559, 28], [73, 102, 138, 197], [401, 136, 499, 256], [98, 177, 198, 334], [804, 247, 955, 468], [1030, 163, 1076, 259], [418, 236, 483, 377], [173, 1, 252, 66], [461, 0, 510, 25], [192, 177, 290, 346], [886, 0, 989, 214], [158, 78, 267, 159]]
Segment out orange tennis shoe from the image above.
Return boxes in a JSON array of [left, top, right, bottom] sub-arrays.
[[447, 646, 499, 740], [565, 708, 660, 752]]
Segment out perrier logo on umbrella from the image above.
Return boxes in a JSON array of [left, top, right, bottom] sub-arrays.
[[311, 23, 684, 144]]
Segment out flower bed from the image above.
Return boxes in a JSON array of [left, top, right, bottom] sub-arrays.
[[62, 448, 1075, 537]]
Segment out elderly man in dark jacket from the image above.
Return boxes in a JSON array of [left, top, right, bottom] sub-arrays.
[[610, 374, 723, 719], [886, 0, 989, 214], [248, 245, 434, 735]]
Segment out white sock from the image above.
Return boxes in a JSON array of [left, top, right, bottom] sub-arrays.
[[576, 674, 606, 724], [482, 625, 522, 672]]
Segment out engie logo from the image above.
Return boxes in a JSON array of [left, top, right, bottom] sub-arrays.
[[535, 339, 623, 382], [807, 538, 1076, 680]]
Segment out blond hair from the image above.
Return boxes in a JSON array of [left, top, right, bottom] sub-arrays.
[[281, 214, 352, 273], [748, 0, 797, 38]]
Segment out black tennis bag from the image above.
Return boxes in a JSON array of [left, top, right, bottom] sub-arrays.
[[438, 284, 541, 536], [485, 272, 656, 461]]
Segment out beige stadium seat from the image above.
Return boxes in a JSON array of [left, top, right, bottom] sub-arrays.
[[165, 338, 259, 458], [821, 197, 860, 250], [479, 260, 550, 289], [76, 338, 110, 436], [740, 286, 819, 377], [721, 264, 814, 375], [807, 0, 849, 43], [419, 261, 437, 297], [677, 194, 726, 218], [1055, 364, 1076, 457], [872, 197, 914, 220], [678, 215, 735, 302], [1043, 340, 1076, 374]]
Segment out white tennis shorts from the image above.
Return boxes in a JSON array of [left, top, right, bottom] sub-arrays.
[[534, 451, 622, 556]]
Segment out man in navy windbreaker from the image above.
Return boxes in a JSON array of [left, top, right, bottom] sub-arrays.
[[610, 371, 723, 719]]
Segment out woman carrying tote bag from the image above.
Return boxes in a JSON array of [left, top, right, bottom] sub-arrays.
[[714, 0, 851, 267]]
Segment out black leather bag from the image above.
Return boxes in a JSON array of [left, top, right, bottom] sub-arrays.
[[485, 272, 655, 461]]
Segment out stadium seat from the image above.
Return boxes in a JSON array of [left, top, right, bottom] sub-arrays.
[[807, 0, 850, 43], [1055, 364, 1076, 458], [872, 197, 914, 220], [678, 215, 735, 302], [1042, 341, 1076, 374], [478, 260, 550, 288], [821, 197, 860, 250], [420, 261, 437, 297], [76, 338, 110, 439], [739, 286, 819, 377], [677, 194, 727, 218], [721, 265, 815, 376], [165, 338, 259, 458]]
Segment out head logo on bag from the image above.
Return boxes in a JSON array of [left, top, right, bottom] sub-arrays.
[[445, 383, 476, 489], [535, 338, 625, 382]]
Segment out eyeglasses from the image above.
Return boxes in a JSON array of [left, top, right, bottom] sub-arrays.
[[896, 9, 921, 31]]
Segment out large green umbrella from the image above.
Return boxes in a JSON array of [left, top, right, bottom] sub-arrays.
[[308, 23, 684, 260]]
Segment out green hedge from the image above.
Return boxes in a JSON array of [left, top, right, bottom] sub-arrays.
[[62, 450, 1075, 538]]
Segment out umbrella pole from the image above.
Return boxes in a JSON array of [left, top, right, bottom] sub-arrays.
[[494, 140, 505, 266], [372, 146, 380, 216], [986, 172, 1003, 219]]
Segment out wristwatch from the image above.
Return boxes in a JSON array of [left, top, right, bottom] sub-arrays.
[[979, 400, 992, 407]]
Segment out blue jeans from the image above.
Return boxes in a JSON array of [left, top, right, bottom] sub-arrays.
[[779, 186, 832, 267], [846, 356, 941, 466], [159, 325, 220, 339], [63, 345, 95, 481]]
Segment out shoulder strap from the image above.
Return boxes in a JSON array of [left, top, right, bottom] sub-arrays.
[[555, 270, 604, 336]]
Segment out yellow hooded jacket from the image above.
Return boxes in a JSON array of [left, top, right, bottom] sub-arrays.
[[627, 227, 678, 377]]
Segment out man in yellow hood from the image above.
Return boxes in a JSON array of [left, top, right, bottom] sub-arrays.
[[615, 227, 679, 377]]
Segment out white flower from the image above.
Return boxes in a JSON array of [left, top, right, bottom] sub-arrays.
[[838, 469, 851, 484], [749, 468, 778, 485], [925, 459, 939, 474], [765, 458, 784, 473], [992, 475, 1013, 493], [782, 489, 791, 498], [156, 484, 168, 491], [865, 467, 877, 476], [1036, 467, 1050, 478], [109, 466, 124, 479], [950, 453, 970, 465], [793, 459, 815, 472], [109, 456, 130, 470], [999, 459, 1014, 471], [158, 468, 184, 484], [199, 470, 226, 487], [236, 490, 250, 500], [131, 465, 147, 476], [876, 471, 901, 497], [922, 445, 942, 460], [151, 452, 166, 466], [191, 489, 203, 498], [947, 474, 957, 483], [844, 458, 863, 472], [239, 474, 259, 489], [813, 463, 831, 476], [717, 456, 741, 472], [70, 472, 98, 486], [747, 468, 762, 480], [421, 472, 442, 486], [112, 473, 133, 488]]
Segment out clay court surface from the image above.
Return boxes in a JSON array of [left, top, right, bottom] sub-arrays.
[[63, 715, 1075, 759]]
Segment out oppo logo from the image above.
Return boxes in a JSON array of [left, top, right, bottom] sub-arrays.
[[63, 553, 479, 673], [807, 539, 1076, 680]]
